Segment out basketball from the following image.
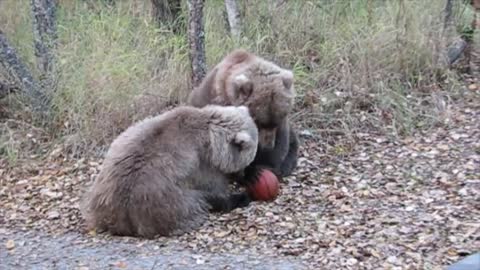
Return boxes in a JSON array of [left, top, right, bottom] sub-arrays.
[[246, 169, 280, 201]]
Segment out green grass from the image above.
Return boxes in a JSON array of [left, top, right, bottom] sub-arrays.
[[0, 0, 476, 156], [0, 126, 19, 165], [0, 0, 36, 76]]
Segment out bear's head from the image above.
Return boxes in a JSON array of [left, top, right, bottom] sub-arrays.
[[203, 105, 259, 173], [219, 54, 295, 148]]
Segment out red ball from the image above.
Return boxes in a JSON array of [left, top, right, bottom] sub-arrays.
[[246, 169, 280, 201]]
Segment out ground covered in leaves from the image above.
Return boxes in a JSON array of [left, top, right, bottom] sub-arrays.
[[1, 86, 479, 269]]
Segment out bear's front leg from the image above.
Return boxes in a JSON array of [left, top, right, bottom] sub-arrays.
[[204, 191, 252, 213], [279, 126, 299, 177]]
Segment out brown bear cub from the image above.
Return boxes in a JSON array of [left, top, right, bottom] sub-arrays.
[[188, 49, 299, 187], [80, 105, 258, 239]]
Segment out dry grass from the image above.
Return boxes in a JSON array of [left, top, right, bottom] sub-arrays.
[[0, 0, 476, 159]]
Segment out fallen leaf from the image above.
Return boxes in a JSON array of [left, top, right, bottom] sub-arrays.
[[114, 261, 127, 268], [447, 249, 458, 256], [5, 240, 15, 250], [47, 211, 60, 220]]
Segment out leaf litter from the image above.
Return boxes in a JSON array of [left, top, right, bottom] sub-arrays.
[[0, 91, 479, 269]]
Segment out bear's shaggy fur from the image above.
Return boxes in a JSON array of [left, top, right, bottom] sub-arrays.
[[80, 105, 258, 238], [187, 49, 299, 183]]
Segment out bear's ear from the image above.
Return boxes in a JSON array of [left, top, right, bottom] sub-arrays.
[[233, 74, 253, 100], [282, 70, 294, 90], [232, 131, 253, 151]]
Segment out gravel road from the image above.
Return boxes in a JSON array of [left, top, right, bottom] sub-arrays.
[[0, 228, 307, 270]]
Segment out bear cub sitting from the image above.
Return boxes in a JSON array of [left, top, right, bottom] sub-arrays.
[[81, 105, 258, 239]]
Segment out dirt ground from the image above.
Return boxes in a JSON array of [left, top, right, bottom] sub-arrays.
[[1, 84, 479, 269]]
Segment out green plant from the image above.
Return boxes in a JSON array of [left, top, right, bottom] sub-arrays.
[[0, 0, 472, 156]]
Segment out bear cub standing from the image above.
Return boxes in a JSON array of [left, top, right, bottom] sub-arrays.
[[188, 49, 299, 186], [80, 105, 258, 239]]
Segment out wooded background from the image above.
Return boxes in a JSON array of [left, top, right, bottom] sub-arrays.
[[0, 0, 478, 157]]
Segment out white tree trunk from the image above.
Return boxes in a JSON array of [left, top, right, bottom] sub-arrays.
[[225, 0, 242, 40]]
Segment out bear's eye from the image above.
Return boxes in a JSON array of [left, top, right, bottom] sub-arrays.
[[239, 82, 253, 98], [231, 140, 245, 151]]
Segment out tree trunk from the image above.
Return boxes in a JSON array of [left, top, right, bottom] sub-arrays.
[[443, 0, 454, 33], [187, 0, 207, 88], [151, 0, 182, 32], [469, 0, 480, 76], [31, 0, 57, 80], [225, 0, 242, 40], [0, 31, 48, 111], [439, 0, 455, 67]]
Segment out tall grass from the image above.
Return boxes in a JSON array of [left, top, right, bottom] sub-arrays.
[[50, 1, 190, 151], [0, 0, 476, 156]]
